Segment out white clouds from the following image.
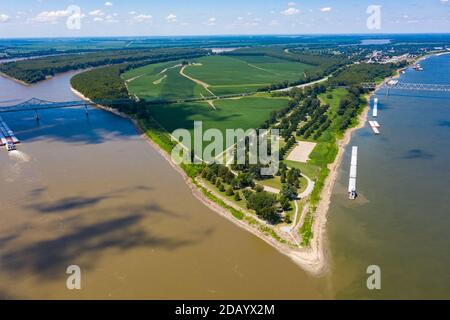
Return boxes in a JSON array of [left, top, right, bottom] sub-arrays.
[[32, 10, 70, 23], [128, 11, 137, 15], [134, 14, 152, 22], [320, 7, 332, 12], [104, 2, 113, 7], [440, 0, 448, 3], [205, 17, 216, 26], [269, 20, 279, 26], [281, 7, 300, 16], [89, 10, 104, 17], [166, 13, 177, 22], [0, 14, 9, 23], [92, 11, 119, 23], [104, 14, 119, 23], [243, 21, 259, 27]]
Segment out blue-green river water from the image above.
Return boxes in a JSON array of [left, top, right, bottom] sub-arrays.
[[327, 53, 450, 299]]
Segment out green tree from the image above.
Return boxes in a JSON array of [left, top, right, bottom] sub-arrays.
[[281, 183, 298, 200], [279, 196, 291, 211]]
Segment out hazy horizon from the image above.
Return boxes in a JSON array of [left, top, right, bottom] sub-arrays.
[[2, 32, 450, 40], [0, 0, 449, 38]]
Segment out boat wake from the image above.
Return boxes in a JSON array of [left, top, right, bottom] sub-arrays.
[[8, 150, 31, 163]]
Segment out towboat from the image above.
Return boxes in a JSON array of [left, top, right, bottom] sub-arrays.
[[6, 140, 16, 151]]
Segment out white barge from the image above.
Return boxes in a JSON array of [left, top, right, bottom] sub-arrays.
[[0, 116, 20, 151], [372, 97, 378, 117], [348, 146, 358, 200]]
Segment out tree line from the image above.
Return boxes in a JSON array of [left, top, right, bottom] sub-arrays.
[[1, 48, 209, 83]]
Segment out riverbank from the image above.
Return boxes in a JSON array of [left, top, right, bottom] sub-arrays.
[[0, 71, 30, 86], [69, 62, 399, 276], [309, 94, 371, 273], [71, 83, 333, 275]]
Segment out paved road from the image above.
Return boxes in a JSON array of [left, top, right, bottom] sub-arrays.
[[298, 174, 315, 199], [275, 76, 330, 92]]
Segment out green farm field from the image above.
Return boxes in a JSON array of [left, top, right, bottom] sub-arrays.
[[148, 96, 289, 145], [123, 55, 317, 100], [184, 55, 316, 95], [122, 60, 211, 101]]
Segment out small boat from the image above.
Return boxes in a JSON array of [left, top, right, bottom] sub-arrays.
[[6, 140, 16, 151], [413, 64, 423, 71]]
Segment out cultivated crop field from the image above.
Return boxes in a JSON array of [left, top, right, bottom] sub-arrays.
[[122, 60, 211, 101], [184, 55, 315, 95], [148, 96, 289, 140], [123, 55, 316, 100]]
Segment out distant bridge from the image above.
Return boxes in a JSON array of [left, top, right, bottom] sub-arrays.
[[0, 98, 132, 114], [361, 82, 450, 92]]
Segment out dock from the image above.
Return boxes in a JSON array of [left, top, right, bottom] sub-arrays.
[[372, 97, 378, 117], [348, 146, 358, 200], [0, 116, 20, 149], [369, 120, 380, 134]]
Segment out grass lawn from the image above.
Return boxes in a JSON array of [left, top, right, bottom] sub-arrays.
[[184, 55, 316, 95], [283, 160, 321, 181], [317, 87, 349, 141], [258, 175, 308, 194], [201, 178, 249, 212], [258, 175, 282, 190]]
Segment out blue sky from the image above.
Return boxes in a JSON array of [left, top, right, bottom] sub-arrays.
[[0, 0, 449, 37]]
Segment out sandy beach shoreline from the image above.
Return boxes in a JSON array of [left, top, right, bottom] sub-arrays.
[[0, 72, 30, 86]]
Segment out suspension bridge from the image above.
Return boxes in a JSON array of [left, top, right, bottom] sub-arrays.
[[0, 98, 131, 117], [0, 98, 133, 151], [361, 82, 450, 92]]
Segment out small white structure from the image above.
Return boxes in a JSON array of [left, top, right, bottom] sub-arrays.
[[369, 121, 380, 134], [387, 79, 399, 86]]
